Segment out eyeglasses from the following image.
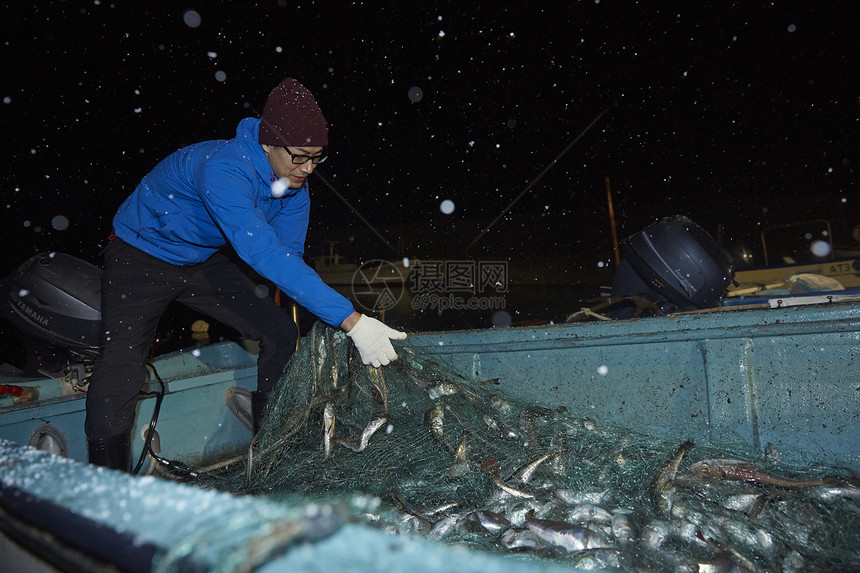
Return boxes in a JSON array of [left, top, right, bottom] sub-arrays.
[[284, 147, 328, 165]]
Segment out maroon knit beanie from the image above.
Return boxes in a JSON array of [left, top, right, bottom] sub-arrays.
[[258, 78, 328, 147]]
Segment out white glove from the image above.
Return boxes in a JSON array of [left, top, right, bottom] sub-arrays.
[[346, 314, 407, 367]]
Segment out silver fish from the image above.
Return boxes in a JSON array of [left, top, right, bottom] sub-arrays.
[[326, 327, 338, 389], [640, 519, 673, 549], [809, 485, 860, 502], [490, 475, 535, 499], [427, 514, 461, 539], [506, 503, 535, 527], [697, 554, 747, 573], [424, 502, 459, 516], [489, 395, 513, 416], [391, 491, 433, 533], [509, 451, 558, 484], [610, 511, 636, 546], [673, 519, 714, 551], [426, 404, 445, 440], [722, 492, 763, 512], [427, 382, 460, 400], [553, 488, 610, 507], [464, 510, 511, 533], [453, 431, 468, 462], [567, 503, 613, 523], [652, 439, 694, 515], [447, 432, 473, 477], [572, 548, 621, 571], [368, 366, 389, 414], [525, 519, 612, 552], [395, 514, 431, 535], [336, 417, 388, 452], [323, 402, 336, 461], [501, 527, 544, 551]]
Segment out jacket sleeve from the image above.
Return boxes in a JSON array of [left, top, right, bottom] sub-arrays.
[[195, 159, 354, 327]]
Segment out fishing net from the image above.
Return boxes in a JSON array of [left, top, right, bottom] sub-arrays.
[[203, 322, 860, 572]]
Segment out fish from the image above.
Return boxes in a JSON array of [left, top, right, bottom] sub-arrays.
[[505, 502, 537, 527], [696, 554, 746, 573], [501, 527, 544, 551], [447, 432, 474, 477], [391, 491, 434, 532], [610, 510, 636, 547], [809, 484, 860, 502], [673, 519, 714, 551], [490, 475, 536, 499], [721, 492, 764, 512], [689, 458, 840, 488], [326, 327, 338, 389], [426, 404, 445, 441], [572, 548, 621, 571], [553, 488, 610, 507], [453, 432, 468, 462], [335, 417, 388, 452], [509, 450, 558, 484], [489, 395, 513, 416], [323, 402, 336, 461], [424, 502, 459, 516], [368, 366, 389, 413], [566, 503, 613, 524], [525, 518, 612, 552], [427, 382, 460, 400], [463, 509, 512, 533], [651, 439, 694, 515], [427, 514, 461, 539], [640, 519, 673, 549]]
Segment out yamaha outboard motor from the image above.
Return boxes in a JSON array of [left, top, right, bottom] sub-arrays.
[[611, 215, 734, 317], [0, 253, 102, 379]]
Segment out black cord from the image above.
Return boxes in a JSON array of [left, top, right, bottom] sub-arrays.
[[132, 362, 165, 475], [131, 362, 202, 479]]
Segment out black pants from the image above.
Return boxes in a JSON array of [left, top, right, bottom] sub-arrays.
[[84, 238, 297, 441]]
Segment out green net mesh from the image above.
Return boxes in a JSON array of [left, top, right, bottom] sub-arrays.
[[201, 322, 860, 572]]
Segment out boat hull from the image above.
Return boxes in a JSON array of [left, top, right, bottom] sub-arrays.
[[2, 298, 859, 571]]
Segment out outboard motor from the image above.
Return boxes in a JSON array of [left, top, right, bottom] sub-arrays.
[[0, 253, 102, 380], [611, 215, 734, 317]]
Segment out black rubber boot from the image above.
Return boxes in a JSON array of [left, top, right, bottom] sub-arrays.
[[88, 434, 131, 472], [251, 391, 271, 434]]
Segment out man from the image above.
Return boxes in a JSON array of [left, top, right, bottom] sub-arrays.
[[85, 77, 406, 471]]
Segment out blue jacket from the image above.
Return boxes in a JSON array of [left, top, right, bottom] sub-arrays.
[[112, 117, 354, 327]]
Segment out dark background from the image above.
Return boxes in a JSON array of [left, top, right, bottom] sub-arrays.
[[1, 2, 857, 359]]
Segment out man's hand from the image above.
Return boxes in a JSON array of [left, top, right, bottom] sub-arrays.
[[345, 314, 407, 367]]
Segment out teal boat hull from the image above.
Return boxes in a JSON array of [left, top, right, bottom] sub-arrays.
[[1, 298, 859, 571]]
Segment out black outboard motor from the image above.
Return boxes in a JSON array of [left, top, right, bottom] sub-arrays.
[[611, 215, 734, 317], [0, 253, 102, 378]]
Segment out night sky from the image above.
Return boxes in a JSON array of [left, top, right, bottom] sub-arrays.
[[1, 3, 857, 277]]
